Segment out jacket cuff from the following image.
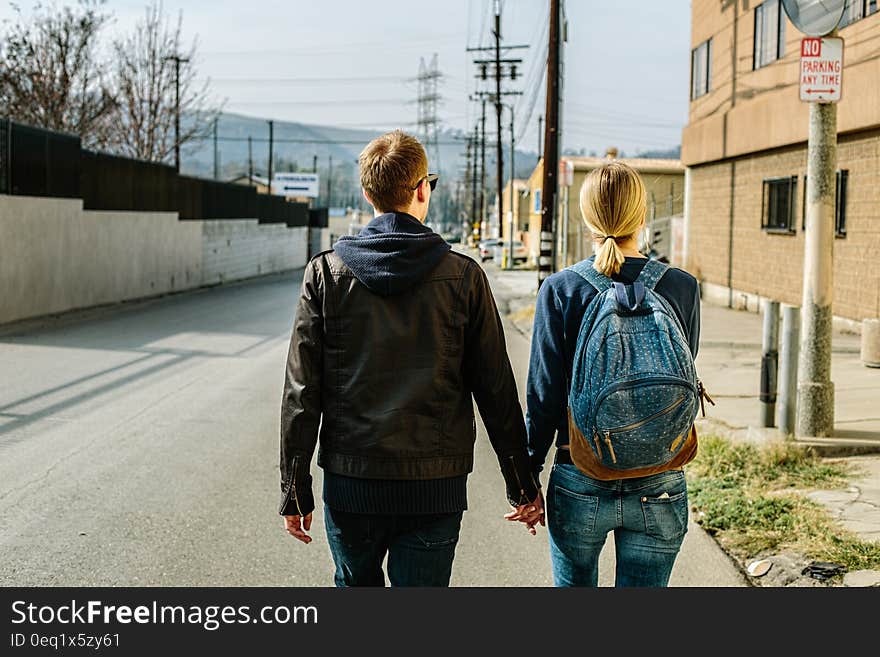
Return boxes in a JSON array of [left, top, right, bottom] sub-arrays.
[[278, 472, 315, 516], [500, 452, 540, 507]]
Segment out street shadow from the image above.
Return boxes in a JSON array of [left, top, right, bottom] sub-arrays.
[[0, 272, 301, 441]]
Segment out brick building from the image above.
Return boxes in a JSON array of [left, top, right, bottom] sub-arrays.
[[682, 0, 880, 323]]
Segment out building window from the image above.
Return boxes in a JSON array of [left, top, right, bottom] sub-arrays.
[[691, 38, 712, 100], [761, 176, 797, 234], [839, 0, 879, 28], [801, 170, 848, 237], [533, 189, 541, 213], [754, 0, 786, 69]]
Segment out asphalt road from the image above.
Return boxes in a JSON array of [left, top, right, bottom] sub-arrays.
[[0, 263, 747, 587]]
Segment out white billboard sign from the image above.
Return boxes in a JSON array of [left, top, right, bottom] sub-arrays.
[[271, 172, 320, 198]]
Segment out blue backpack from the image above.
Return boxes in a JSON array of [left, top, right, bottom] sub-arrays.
[[564, 258, 709, 479]]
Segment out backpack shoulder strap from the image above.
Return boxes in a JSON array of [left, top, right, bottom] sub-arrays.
[[635, 258, 670, 291], [566, 259, 612, 292]]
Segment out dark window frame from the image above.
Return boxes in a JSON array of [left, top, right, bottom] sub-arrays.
[[691, 38, 712, 100], [761, 175, 798, 234], [801, 170, 848, 238], [838, 0, 879, 28], [754, 0, 786, 70]]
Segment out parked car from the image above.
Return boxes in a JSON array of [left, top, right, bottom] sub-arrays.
[[492, 240, 528, 265], [478, 239, 500, 262]]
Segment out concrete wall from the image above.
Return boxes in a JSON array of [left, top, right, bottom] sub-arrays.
[[0, 195, 308, 325], [201, 220, 307, 286]]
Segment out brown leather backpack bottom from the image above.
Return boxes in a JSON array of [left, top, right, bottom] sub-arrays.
[[567, 407, 698, 480]]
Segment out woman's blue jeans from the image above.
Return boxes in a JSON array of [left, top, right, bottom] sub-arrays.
[[547, 463, 689, 587]]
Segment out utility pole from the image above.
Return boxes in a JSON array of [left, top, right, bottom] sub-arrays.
[[328, 154, 333, 207], [537, 115, 543, 162], [470, 128, 478, 240], [494, 3, 504, 243], [797, 37, 839, 438], [507, 104, 515, 270], [247, 136, 253, 186], [468, 16, 527, 243], [464, 136, 472, 235], [163, 54, 189, 173], [267, 120, 274, 195], [479, 98, 487, 241], [313, 154, 318, 174], [213, 118, 219, 180], [539, 0, 561, 287]]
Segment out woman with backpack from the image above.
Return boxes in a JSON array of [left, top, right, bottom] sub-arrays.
[[521, 161, 703, 587]]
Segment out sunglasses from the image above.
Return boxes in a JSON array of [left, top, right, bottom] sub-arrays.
[[412, 173, 439, 191]]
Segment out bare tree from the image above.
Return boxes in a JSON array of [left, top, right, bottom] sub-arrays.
[[0, 0, 116, 147], [106, 1, 219, 164]]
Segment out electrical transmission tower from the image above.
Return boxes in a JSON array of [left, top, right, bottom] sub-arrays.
[[416, 53, 442, 174]]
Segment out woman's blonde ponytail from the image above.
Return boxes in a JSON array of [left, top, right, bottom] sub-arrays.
[[578, 162, 647, 277]]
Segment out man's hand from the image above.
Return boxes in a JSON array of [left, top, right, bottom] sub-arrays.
[[283, 513, 313, 544], [503, 490, 545, 535]]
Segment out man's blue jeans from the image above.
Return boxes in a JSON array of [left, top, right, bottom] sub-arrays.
[[323, 507, 463, 587], [547, 463, 688, 587]]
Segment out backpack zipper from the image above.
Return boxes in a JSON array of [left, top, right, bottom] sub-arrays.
[[601, 395, 688, 465], [604, 394, 687, 434], [603, 432, 617, 464], [590, 376, 697, 426], [592, 432, 604, 459]]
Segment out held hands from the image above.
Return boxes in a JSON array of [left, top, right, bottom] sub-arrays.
[[283, 513, 313, 544], [504, 490, 545, 535]]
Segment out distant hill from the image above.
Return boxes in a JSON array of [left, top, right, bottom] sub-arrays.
[[181, 111, 540, 198]]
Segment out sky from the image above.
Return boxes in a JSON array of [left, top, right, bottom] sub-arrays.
[[0, 1, 693, 156]]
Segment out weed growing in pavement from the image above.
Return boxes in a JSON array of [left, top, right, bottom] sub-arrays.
[[686, 434, 880, 573]]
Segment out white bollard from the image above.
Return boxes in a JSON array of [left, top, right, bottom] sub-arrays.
[[862, 319, 880, 368]]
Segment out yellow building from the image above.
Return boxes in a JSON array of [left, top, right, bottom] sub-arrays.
[[682, 0, 880, 323], [518, 151, 685, 269]]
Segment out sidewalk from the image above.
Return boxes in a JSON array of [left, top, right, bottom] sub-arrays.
[[478, 254, 880, 586]]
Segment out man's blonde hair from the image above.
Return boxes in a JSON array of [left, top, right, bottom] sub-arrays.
[[578, 162, 647, 277], [359, 130, 428, 212]]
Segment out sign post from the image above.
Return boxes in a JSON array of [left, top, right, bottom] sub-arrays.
[[781, 0, 846, 438]]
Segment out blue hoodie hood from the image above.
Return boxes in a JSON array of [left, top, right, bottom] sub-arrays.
[[333, 212, 451, 296]]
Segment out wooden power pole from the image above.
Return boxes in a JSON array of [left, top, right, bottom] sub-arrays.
[[539, 0, 561, 287]]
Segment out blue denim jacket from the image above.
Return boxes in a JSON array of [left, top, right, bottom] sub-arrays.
[[526, 257, 701, 481]]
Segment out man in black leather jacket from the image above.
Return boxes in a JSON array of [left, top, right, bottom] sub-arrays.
[[279, 130, 542, 586]]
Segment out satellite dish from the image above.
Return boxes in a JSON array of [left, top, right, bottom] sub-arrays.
[[781, 0, 846, 37]]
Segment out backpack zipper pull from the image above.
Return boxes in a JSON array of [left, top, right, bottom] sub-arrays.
[[603, 431, 617, 464], [698, 379, 716, 417]]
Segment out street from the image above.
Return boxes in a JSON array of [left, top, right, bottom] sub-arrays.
[[0, 264, 746, 587]]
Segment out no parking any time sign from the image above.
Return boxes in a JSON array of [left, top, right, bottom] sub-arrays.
[[799, 37, 843, 103]]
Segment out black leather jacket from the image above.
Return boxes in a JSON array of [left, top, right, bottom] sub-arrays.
[[278, 240, 538, 517]]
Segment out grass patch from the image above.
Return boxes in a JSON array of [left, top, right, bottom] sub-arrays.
[[508, 303, 535, 326], [686, 434, 880, 574]]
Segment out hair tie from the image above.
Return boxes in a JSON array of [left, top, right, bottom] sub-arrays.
[[602, 235, 616, 243]]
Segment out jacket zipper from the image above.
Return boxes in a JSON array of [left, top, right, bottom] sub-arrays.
[[507, 455, 527, 502], [290, 456, 304, 516]]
